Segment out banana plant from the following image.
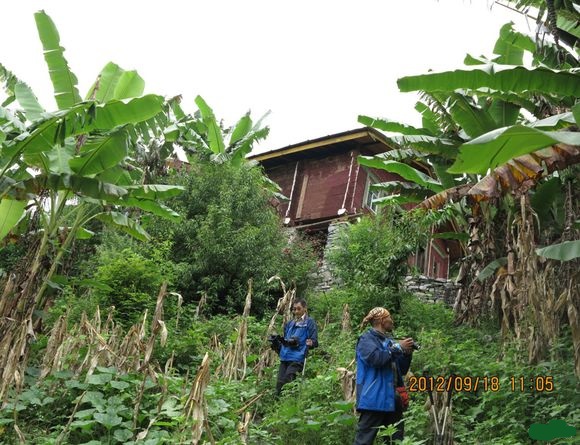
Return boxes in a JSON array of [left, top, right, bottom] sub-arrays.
[[358, 23, 579, 211], [0, 11, 187, 400], [163, 94, 284, 198]]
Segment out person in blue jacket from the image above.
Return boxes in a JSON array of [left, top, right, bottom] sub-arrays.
[[354, 307, 414, 445], [276, 299, 318, 395]]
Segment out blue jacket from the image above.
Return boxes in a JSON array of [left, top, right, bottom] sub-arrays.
[[279, 316, 318, 363], [355, 329, 412, 412]]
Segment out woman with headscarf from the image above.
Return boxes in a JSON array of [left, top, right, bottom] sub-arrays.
[[353, 307, 414, 444]]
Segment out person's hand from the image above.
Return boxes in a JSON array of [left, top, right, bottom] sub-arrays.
[[306, 339, 313, 347], [399, 338, 414, 353]]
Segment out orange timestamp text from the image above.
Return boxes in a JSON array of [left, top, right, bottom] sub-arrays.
[[408, 375, 555, 393]]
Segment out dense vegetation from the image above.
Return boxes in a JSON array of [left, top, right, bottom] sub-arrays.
[[0, 4, 578, 445]]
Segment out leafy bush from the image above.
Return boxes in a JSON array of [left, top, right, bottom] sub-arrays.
[[327, 211, 426, 316], [153, 161, 316, 315], [91, 248, 168, 325]]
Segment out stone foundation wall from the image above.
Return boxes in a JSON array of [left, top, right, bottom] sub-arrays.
[[312, 222, 346, 292], [403, 275, 459, 307]]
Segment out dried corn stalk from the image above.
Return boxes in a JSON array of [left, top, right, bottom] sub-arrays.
[[184, 352, 213, 445], [337, 364, 356, 403], [254, 277, 295, 377], [341, 304, 351, 333], [237, 411, 252, 444], [220, 280, 252, 381]]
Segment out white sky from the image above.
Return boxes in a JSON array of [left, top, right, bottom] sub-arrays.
[[2, 0, 531, 154]]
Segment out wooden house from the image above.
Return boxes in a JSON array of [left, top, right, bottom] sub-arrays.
[[249, 127, 457, 279]]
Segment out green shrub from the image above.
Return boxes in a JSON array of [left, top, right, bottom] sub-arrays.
[[152, 161, 316, 315], [327, 211, 426, 313], [92, 248, 166, 325]]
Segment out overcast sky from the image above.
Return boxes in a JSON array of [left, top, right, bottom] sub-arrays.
[[3, 1, 531, 153]]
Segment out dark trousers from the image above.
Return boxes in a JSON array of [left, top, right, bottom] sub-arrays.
[[276, 361, 303, 395], [353, 409, 404, 445]]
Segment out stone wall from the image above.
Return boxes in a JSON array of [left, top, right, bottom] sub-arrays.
[[312, 222, 346, 292], [403, 275, 459, 307]]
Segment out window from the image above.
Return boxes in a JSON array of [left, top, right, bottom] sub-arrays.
[[363, 172, 387, 213]]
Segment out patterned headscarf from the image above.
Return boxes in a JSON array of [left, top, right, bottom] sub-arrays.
[[361, 307, 391, 328]]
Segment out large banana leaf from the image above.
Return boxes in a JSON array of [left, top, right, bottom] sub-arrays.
[[495, 23, 536, 55], [488, 100, 521, 127], [447, 94, 497, 138], [448, 126, 580, 174], [229, 113, 252, 146], [115, 197, 180, 221], [123, 184, 184, 200], [21, 174, 127, 200], [39, 143, 74, 174], [0, 63, 44, 119], [4, 95, 162, 161], [358, 115, 433, 136], [371, 181, 432, 202], [93, 95, 164, 130], [536, 240, 580, 262], [229, 127, 269, 168], [14, 82, 44, 121], [96, 211, 149, 241], [86, 62, 124, 102], [357, 157, 443, 193], [388, 134, 459, 159], [398, 65, 579, 98], [194, 95, 225, 154], [0, 199, 26, 241], [34, 11, 81, 109], [69, 129, 129, 176], [557, 10, 580, 39], [113, 70, 145, 100]]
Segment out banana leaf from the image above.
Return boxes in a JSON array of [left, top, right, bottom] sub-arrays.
[[229, 127, 269, 168], [22, 173, 128, 200], [34, 11, 82, 109], [115, 197, 180, 221], [93, 95, 164, 130], [124, 184, 184, 200], [69, 129, 129, 176], [358, 157, 443, 193], [358, 115, 433, 136], [477, 257, 508, 281], [14, 82, 44, 121], [194, 95, 225, 154], [86, 62, 124, 102], [557, 10, 580, 39], [448, 126, 580, 174], [447, 94, 497, 138], [488, 100, 521, 127], [113, 70, 145, 100], [229, 113, 252, 146], [96, 211, 149, 241], [398, 64, 579, 98], [536, 240, 580, 262], [0, 199, 26, 241]]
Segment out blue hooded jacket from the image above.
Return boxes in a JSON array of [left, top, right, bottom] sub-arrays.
[[279, 316, 318, 363], [355, 328, 412, 412]]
